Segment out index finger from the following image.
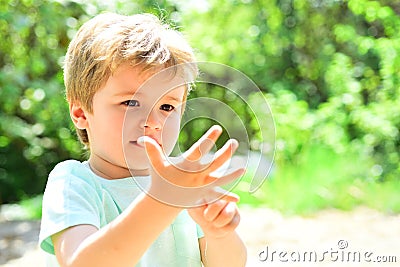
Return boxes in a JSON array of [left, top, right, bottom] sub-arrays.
[[183, 125, 223, 161]]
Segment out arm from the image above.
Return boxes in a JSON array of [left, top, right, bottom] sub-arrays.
[[53, 126, 243, 267], [141, 125, 246, 265], [190, 201, 247, 267], [52, 193, 182, 267]]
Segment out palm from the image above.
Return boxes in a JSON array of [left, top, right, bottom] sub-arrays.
[[139, 125, 245, 208]]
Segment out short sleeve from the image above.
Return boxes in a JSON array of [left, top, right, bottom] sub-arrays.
[[39, 160, 102, 254], [196, 223, 204, 238]]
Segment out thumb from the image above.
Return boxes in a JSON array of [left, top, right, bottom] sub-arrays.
[[137, 136, 166, 168]]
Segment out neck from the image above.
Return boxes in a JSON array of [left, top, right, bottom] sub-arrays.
[[88, 155, 150, 179]]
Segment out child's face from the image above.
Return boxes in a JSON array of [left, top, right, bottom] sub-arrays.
[[86, 64, 185, 178]]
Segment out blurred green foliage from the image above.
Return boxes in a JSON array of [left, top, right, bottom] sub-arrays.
[[183, 0, 400, 181], [0, 0, 399, 207], [0, 0, 84, 203]]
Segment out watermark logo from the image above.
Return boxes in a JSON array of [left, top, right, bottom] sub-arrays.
[[258, 240, 398, 264], [122, 62, 276, 207], [337, 239, 348, 250]]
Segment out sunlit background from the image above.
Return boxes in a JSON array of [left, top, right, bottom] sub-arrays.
[[1, 0, 399, 221]]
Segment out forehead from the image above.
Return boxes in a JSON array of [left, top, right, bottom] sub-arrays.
[[102, 63, 187, 99]]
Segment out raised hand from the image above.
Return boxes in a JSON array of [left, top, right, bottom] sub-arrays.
[[137, 125, 245, 208]]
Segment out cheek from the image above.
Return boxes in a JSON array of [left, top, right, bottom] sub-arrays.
[[91, 110, 125, 146], [101, 111, 124, 133]]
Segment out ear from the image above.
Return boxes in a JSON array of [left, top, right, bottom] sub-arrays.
[[69, 102, 89, 130]]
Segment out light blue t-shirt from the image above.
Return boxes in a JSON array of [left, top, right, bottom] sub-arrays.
[[39, 160, 203, 267]]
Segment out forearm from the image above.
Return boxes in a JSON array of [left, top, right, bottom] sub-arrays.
[[203, 231, 247, 267], [57, 193, 182, 267]]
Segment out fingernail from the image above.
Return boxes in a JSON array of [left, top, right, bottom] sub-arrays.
[[212, 125, 222, 132], [137, 136, 145, 144], [231, 139, 239, 149], [229, 192, 240, 202]]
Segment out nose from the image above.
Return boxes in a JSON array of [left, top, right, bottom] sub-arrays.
[[141, 110, 162, 130]]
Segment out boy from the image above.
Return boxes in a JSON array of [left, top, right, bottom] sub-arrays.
[[39, 12, 247, 266]]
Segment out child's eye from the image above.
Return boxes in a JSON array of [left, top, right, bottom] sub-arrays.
[[122, 100, 140, 107], [160, 104, 175, 112]]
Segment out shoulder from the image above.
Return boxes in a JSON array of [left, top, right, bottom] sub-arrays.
[[42, 159, 103, 219], [40, 160, 103, 254], [48, 159, 96, 186], [43, 159, 102, 202], [50, 159, 89, 177]]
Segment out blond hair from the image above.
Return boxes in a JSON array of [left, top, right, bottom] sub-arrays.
[[64, 12, 197, 146]]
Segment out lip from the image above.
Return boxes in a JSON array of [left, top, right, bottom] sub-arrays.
[[129, 141, 143, 148], [130, 138, 162, 148]]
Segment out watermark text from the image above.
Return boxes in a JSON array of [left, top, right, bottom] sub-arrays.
[[259, 240, 397, 264]]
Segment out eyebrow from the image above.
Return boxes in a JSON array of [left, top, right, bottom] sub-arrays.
[[114, 88, 183, 103], [114, 90, 141, 97], [163, 95, 183, 103]]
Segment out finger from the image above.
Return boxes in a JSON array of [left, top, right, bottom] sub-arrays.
[[206, 139, 239, 173], [204, 187, 239, 204], [183, 125, 222, 161], [137, 136, 166, 168], [216, 188, 240, 203], [212, 168, 245, 187], [204, 200, 229, 222], [217, 211, 240, 231], [213, 202, 238, 228]]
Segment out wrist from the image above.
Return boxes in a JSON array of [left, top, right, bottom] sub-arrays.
[[139, 191, 183, 214]]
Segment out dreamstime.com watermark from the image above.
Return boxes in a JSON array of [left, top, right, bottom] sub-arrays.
[[258, 240, 398, 264]]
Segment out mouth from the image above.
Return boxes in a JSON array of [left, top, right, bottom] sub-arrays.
[[130, 139, 162, 148], [129, 141, 141, 147]]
